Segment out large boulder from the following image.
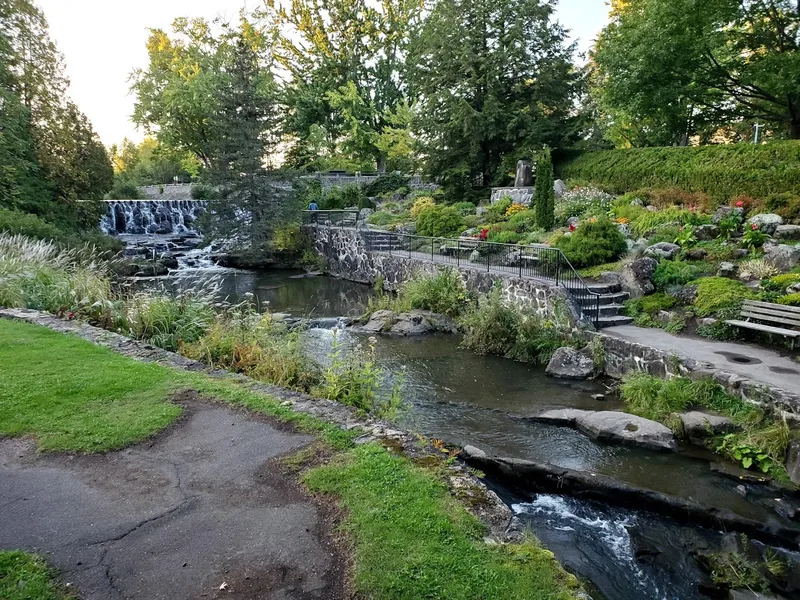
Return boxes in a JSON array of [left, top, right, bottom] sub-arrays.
[[545, 347, 596, 380], [717, 262, 739, 279], [786, 439, 800, 485], [775, 224, 800, 241], [554, 179, 568, 198], [685, 248, 708, 261], [712, 206, 744, 224], [679, 411, 737, 445], [531, 409, 677, 452], [747, 213, 784, 235], [645, 242, 681, 260], [357, 310, 456, 336], [620, 257, 657, 298], [764, 243, 800, 272], [694, 224, 720, 241]]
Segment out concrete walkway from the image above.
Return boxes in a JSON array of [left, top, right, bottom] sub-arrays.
[[0, 395, 344, 600], [604, 325, 800, 391]]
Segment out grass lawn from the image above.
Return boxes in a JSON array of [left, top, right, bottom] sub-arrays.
[[0, 551, 75, 600], [0, 319, 183, 451], [304, 444, 580, 600]]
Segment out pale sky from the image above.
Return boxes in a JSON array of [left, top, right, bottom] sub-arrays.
[[37, 0, 610, 147]]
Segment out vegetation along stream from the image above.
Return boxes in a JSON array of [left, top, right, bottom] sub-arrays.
[[135, 251, 800, 600]]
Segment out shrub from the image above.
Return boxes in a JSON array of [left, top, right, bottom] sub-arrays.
[[556, 186, 615, 223], [0, 209, 68, 243], [400, 269, 470, 318], [534, 148, 555, 230], [694, 277, 756, 316], [558, 142, 800, 201], [777, 293, 800, 306], [487, 230, 522, 245], [652, 260, 705, 289], [628, 208, 698, 238], [410, 196, 436, 218], [764, 192, 800, 224], [452, 201, 477, 216], [763, 273, 800, 293], [364, 173, 409, 196], [508, 209, 537, 229], [625, 293, 677, 326], [270, 224, 304, 253], [505, 203, 527, 217], [554, 218, 628, 268], [190, 183, 219, 200], [739, 259, 779, 280], [416, 205, 463, 238], [485, 197, 513, 223], [107, 182, 142, 200]]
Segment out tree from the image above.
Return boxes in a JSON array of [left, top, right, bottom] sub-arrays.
[[592, 0, 800, 144], [276, 0, 421, 172], [411, 0, 579, 199], [534, 148, 554, 231]]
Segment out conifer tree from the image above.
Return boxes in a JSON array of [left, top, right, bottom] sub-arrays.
[[534, 148, 555, 231]]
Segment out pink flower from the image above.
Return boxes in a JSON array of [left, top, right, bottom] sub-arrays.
[[751, 223, 759, 231], [680, 226, 685, 231], [736, 200, 745, 208], [568, 223, 576, 232]]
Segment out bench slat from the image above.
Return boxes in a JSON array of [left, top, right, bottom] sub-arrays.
[[739, 306, 800, 323], [742, 299, 800, 315], [725, 320, 800, 337], [739, 311, 800, 329]]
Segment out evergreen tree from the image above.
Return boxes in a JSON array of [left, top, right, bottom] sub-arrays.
[[534, 148, 554, 231]]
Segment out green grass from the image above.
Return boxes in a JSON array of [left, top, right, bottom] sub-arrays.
[[303, 444, 580, 600], [0, 551, 75, 600], [0, 319, 183, 451]]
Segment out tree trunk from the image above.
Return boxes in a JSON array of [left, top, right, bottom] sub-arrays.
[[376, 154, 387, 173], [791, 119, 800, 140]]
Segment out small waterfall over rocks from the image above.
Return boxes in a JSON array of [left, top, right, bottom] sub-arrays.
[[101, 199, 207, 235]]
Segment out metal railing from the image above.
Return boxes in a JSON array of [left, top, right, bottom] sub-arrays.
[[302, 209, 360, 228], [301, 211, 602, 326]]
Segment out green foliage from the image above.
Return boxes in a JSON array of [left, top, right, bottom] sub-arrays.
[[694, 277, 756, 317], [400, 269, 470, 318], [452, 201, 477, 216], [555, 187, 615, 223], [486, 197, 513, 223], [0, 319, 181, 452], [554, 218, 628, 268], [121, 289, 216, 351], [0, 209, 69, 243], [416, 205, 463, 238], [559, 144, 800, 201], [652, 260, 705, 289], [364, 173, 409, 197], [303, 444, 580, 600], [190, 183, 220, 200], [765, 192, 800, 224], [625, 293, 677, 326], [704, 544, 770, 593], [488, 230, 523, 244], [107, 182, 142, 200], [0, 551, 76, 600], [742, 225, 770, 249], [534, 148, 555, 230], [777, 293, 800, 306], [763, 272, 800, 293], [459, 287, 571, 364]]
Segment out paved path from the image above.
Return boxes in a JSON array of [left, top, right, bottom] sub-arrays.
[[604, 325, 800, 391], [0, 395, 344, 600]]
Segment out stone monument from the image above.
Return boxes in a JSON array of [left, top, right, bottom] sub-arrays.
[[514, 159, 534, 187], [490, 158, 536, 206]]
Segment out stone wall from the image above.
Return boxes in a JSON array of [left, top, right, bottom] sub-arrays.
[[584, 331, 800, 418], [307, 225, 582, 324], [490, 187, 534, 205]]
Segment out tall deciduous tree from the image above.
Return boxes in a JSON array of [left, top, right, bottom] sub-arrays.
[[411, 0, 579, 199], [274, 0, 421, 172], [592, 0, 800, 145]]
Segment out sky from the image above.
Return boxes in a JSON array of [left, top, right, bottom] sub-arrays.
[[37, 0, 611, 147]]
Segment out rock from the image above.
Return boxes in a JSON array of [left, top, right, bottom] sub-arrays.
[[645, 242, 681, 260], [735, 484, 747, 497], [671, 284, 698, 304], [748, 213, 784, 235], [731, 248, 750, 259], [717, 262, 739, 279], [515, 159, 534, 187], [764, 243, 800, 272], [532, 409, 677, 451], [469, 249, 482, 262], [788, 282, 800, 294], [786, 440, 800, 485], [679, 411, 737, 445], [554, 179, 568, 198], [712, 206, 744, 224], [389, 311, 439, 336], [160, 255, 179, 270], [476, 206, 487, 217], [685, 248, 708, 261], [729, 591, 787, 600], [695, 224, 720, 241], [698, 317, 718, 328], [398, 222, 416, 235], [462, 445, 487, 459], [775, 224, 800, 241], [359, 310, 395, 333], [591, 394, 606, 402], [545, 347, 596, 380], [503, 250, 522, 267], [358, 310, 456, 337], [599, 271, 622, 286], [617, 223, 632, 238], [620, 257, 658, 298], [359, 207, 374, 220], [567, 216, 580, 228]]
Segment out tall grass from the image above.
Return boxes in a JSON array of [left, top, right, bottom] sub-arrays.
[[366, 268, 471, 319]]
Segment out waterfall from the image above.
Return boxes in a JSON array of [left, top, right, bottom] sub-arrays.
[[101, 200, 208, 235]]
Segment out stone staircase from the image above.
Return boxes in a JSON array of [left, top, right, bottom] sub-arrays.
[[576, 283, 633, 328]]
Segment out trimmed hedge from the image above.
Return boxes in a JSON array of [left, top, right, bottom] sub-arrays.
[[558, 142, 800, 201]]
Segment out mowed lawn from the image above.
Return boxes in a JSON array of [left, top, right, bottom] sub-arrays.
[[0, 319, 183, 452]]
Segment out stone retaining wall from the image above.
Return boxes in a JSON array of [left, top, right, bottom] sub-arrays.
[[584, 331, 800, 418], [308, 225, 582, 325]]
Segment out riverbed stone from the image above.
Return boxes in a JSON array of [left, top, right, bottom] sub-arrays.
[[645, 242, 681, 260], [545, 347, 596, 380], [620, 257, 657, 298], [679, 411, 737, 445], [747, 213, 784, 235], [357, 309, 456, 336]]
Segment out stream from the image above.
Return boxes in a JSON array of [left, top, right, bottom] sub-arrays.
[[128, 239, 799, 600]]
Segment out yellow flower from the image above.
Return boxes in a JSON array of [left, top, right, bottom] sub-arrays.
[[505, 203, 527, 217], [616, 217, 630, 225]]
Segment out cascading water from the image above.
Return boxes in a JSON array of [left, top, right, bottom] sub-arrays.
[[101, 199, 207, 235]]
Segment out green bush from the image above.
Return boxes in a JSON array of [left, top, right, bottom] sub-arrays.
[[416, 205, 463, 238], [652, 260, 705, 289], [763, 273, 800, 293], [508, 209, 537, 229], [777, 293, 800, 306], [535, 148, 555, 230], [190, 183, 219, 200], [764, 192, 800, 224], [107, 182, 142, 200], [0, 209, 68, 243], [559, 142, 800, 201], [487, 230, 522, 244], [694, 277, 756, 317], [485, 197, 513, 223], [625, 293, 677, 322], [364, 173, 409, 196], [400, 269, 470, 318], [452, 201, 477, 216], [554, 218, 628, 268]]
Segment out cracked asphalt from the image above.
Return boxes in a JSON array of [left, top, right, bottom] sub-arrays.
[[0, 395, 346, 600]]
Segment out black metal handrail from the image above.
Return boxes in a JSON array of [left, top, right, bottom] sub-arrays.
[[300, 211, 602, 326]]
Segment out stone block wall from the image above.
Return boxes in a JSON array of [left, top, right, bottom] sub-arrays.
[[490, 187, 534, 205], [307, 225, 580, 324]]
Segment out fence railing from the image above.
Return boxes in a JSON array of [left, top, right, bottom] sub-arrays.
[[301, 211, 602, 326]]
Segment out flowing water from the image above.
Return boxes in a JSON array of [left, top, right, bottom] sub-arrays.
[[101, 200, 208, 235], [126, 249, 798, 600]]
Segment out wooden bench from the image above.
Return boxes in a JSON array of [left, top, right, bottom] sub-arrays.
[[725, 300, 800, 349]]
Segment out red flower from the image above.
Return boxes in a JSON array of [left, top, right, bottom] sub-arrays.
[[751, 223, 759, 231], [568, 223, 576, 232], [478, 228, 489, 241], [736, 200, 745, 208]]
